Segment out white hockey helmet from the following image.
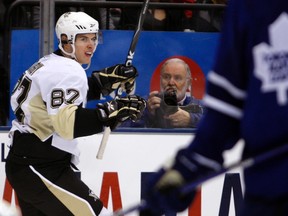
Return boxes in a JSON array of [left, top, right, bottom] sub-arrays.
[[55, 12, 99, 60]]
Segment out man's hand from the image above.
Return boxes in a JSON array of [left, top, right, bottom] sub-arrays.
[[147, 91, 161, 115], [140, 168, 196, 216], [92, 64, 138, 96], [141, 149, 221, 216], [96, 95, 146, 129], [164, 108, 190, 127]]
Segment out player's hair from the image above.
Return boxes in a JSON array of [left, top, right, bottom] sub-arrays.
[[160, 58, 192, 80]]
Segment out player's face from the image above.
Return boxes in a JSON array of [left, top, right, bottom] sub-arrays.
[[160, 62, 190, 101], [74, 33, 98, 64]]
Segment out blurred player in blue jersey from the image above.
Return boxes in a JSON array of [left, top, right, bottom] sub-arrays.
[[141, 0, 288, 215]]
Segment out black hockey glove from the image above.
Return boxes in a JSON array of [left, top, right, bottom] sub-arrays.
[[96, 95, 146, 130], [92, 64, 138, 96], [141, 149, 221, 216]]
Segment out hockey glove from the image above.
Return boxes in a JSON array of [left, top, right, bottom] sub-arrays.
[[141, 149, 221, 216], [92, 64, 138, 96], [96, 95, 146, 130]]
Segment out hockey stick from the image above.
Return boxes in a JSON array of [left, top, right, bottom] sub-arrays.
[[96, 0, 150, 159], [111, 143, 288, 216], [124, 0, 150, 67], [96, 126, 111, 159]]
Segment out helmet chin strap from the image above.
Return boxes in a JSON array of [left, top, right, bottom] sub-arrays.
[[59, 43, 77, 60], [81, 45, 97, 70], [82, 62, 91, 70], [59, 42, 97, 71]]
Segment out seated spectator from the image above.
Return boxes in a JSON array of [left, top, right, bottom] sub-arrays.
[[5, 0, 116, 30], [68, 0, 116, 30], [0, 0, 5, 62], [121, 57, 204, 128], [118, 0, 184, 31], [3, 0, 33, 28], [185, 0, 226, 32], [0, 64, 8, 126], [53, 2, 116, 30], [172, 0, 198, 31]]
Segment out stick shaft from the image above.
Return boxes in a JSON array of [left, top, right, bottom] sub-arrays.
[[110, 143, 288, 215], [113, 201, 146, 216], [96, 126, 111, 159], [181, 143, 288, 194], [117, 0, 150, 95], [97, 0, 150, 159], [125, 0, 150, 67]]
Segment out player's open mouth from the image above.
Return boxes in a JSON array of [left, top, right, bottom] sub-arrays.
[[85, 51, 92, 57]]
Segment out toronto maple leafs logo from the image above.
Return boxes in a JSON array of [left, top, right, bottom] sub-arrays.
[[253, 13, 288, 105]]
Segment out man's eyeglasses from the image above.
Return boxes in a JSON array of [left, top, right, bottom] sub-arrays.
[[161, 74, 189, 83]]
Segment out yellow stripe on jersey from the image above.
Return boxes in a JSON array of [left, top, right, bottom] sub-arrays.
[[29, 93, 54, 141], [29, 165, 97, 216], [50, 104, 78, 140]]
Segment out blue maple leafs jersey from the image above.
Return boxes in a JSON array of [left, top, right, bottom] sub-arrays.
[[185, 0, 288, 198]]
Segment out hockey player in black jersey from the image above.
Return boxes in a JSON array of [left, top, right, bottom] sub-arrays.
[[5, 11, 145, 216], [140, 0, 288, 216]]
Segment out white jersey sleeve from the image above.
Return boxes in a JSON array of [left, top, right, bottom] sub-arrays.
[[10, 53, 88, 142]]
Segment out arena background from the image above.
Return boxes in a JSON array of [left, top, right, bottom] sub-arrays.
[[9, 30, 219, 121], [1, 29, 245, 216]]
